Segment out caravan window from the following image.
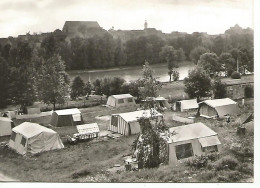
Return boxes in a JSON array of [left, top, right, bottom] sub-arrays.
[[10, 131, 16, 141], [118, 99, 124, 104], [127, 98, 133, 103], [175, 143, 194, 160], [21, 136, 26, 147]]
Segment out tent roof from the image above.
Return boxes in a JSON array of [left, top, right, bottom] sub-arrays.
[[111, 94, 133, 99], [168, 122, 217, 143], [12, 122, 56, 139], [154, 97, 167, 101], [54, 108, 81, 115], [178, 99, 198, 110], [114, 109, 162, 122], [199, 98, 236, 108], [76, 123, 100, 134], [0, 117, 13, 122]]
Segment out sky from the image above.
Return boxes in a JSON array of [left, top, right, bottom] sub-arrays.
[[0, 0, 254, 38]]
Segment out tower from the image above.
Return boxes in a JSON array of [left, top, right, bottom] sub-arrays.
[[144, 20, 148, 29]]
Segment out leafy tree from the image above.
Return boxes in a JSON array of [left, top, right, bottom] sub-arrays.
[[198, 52, 222, 75], [189, 46, 209, 64], [100, 77, 111, 97], [92, 79, 102, 95], [175, 48, 186, 62], [139, 61, 162, 99], [84, 81, 93, 97], [159, 45, 178, 82], [213, 78, 227, 99], [184, 66, 212, 100], [231, 71, 241, 79], [110, 77, 126, 95], [219, 52, 236, 76], [172, 70, 180, 81], [70, 76, 85, 100], [36, 55, 70, 110], [0, 57, 9, 107]]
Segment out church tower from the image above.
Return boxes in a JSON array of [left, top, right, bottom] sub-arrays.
[[144, 20, 148, 29]]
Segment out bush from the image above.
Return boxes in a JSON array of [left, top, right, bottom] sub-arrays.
[[186, 155, 209, 169], [197, 171, 216, 182], [236, 163, 254, 176], [231, 71, 241, 79], [244, 85, 254, 98], [214, 156, 239, 170], [217, 171, 242, 182]]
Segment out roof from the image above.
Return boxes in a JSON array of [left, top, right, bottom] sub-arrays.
[[76, 123, 100, 134], [114, 109, 162, 122], [63, 21, 100, 29], [178, 99, 198, 110], [168, 122, 217, 143], [111, 94, 133, 99], [54, 108, 81, 115], [12, 122, 56, 139], [199, 98, 237, 108], [155, 97, 167, 101], [0, 117, 13, 122]]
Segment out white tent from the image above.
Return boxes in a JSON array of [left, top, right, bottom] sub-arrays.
[[106, 94, 136, 108], [74, 123, 100, 139], [9, 122, 64, 155], [198, 98, 239, 118], [176, 99, 198, 112], [109, 109, 163, 136], [167, 122, 221, 165], [0, 117, 14, 137]]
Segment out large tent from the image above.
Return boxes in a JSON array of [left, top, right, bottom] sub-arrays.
[[175, 99, 198, 112], [109, 109, 163, 136], [50, 108, 83, 127], [106, 94, 136, 108], [198, 98, 239, 118], [0, 117, 14, 137], [9, 122, 64, 155], [167, 122, 221, 166]]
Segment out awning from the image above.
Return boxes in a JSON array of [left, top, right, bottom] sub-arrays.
[[198, 136, 221, 147]]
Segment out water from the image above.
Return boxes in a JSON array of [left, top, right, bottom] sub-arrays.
[[68, 63, 195, 83]]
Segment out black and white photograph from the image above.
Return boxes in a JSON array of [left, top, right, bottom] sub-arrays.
[[0, 0, 257, 184]]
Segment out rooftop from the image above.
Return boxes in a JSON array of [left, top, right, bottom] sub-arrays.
[[54, 108, 81, 115], [199, 98, 237, 108], [111, 94, 133, 99]]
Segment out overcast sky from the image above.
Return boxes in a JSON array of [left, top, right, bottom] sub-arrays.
[[0, 0, 254, 38]]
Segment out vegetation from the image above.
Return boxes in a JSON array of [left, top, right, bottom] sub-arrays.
[[231, 71, 241, 79], [189, 46, 209, 64], [244, 84, 254, 98], [70, 76, 85, 100], [198, 52, 222, 76], [212, 78, 227, 99], [184, 66, 212, 100]]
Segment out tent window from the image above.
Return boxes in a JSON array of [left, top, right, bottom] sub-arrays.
[[202, 145, 218, 153], [175, 143, 194, 160], [21, 136, 26, 147], [10, 131, 16, 141], [118, 99, 124, 104], [128, 98, 133, 103]]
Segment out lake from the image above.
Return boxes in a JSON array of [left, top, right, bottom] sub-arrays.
[[68, 62, 195, 83]]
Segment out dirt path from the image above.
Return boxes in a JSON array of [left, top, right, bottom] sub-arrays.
[[0, 171, 19, 182]]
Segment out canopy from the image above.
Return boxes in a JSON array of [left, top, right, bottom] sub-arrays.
[[198, 136, 221, 147]]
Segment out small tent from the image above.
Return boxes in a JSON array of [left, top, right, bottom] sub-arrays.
[[50, 108, 83, 127], [168, 122, 221, 166], [9, 122, 64, 155], [0, 117, 14, 137], [74, 123, 100, 139], [106, 94, 136, 108], [109, 109, 163, 136], [198, 98, 239, 118], [176, 99, 198, 112]]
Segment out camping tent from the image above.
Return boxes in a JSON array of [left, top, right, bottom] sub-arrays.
[[109, 109, 163, 136], [27, 107, 41, 114], [106, 94, 136, 108], [9, 122, 64, 155], [168, 122, 221, 166], [50, 108, 83, 127], [176, 99, 198, 112], [0, 117, 14, 137], [198, 98, 239, 118]]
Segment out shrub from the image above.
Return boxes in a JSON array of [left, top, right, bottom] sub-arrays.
[[231, 71, 241, 79], [217, 171, 242, 182], [186, 155, 209, 169], [244, 85, 254, 98], [197, 171, 216, 182], [236, 163, 254, 176], [215, 156, 239, 170]]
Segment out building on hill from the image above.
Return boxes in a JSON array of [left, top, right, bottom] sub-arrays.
[[62, 21, 108, 39]]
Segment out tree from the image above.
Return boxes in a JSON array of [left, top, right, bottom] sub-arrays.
[[198, 52, 222, 75], [184, 66, 212, 100], [189, 46, 209, 64], [139, 61, 162, 99], [0, 57, 9, 108], [110, 77, 126, 95], [172, 70, 180, 81], [84, 81, 93, 97], [213, 78, 227, 99], [159, 45, 178, 82], [219, 52, 236, 76], [36, 55, 70, 110], [70, 76, 85, 100], [100, 77, 111, 97], [92, 79, 102, 95]]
